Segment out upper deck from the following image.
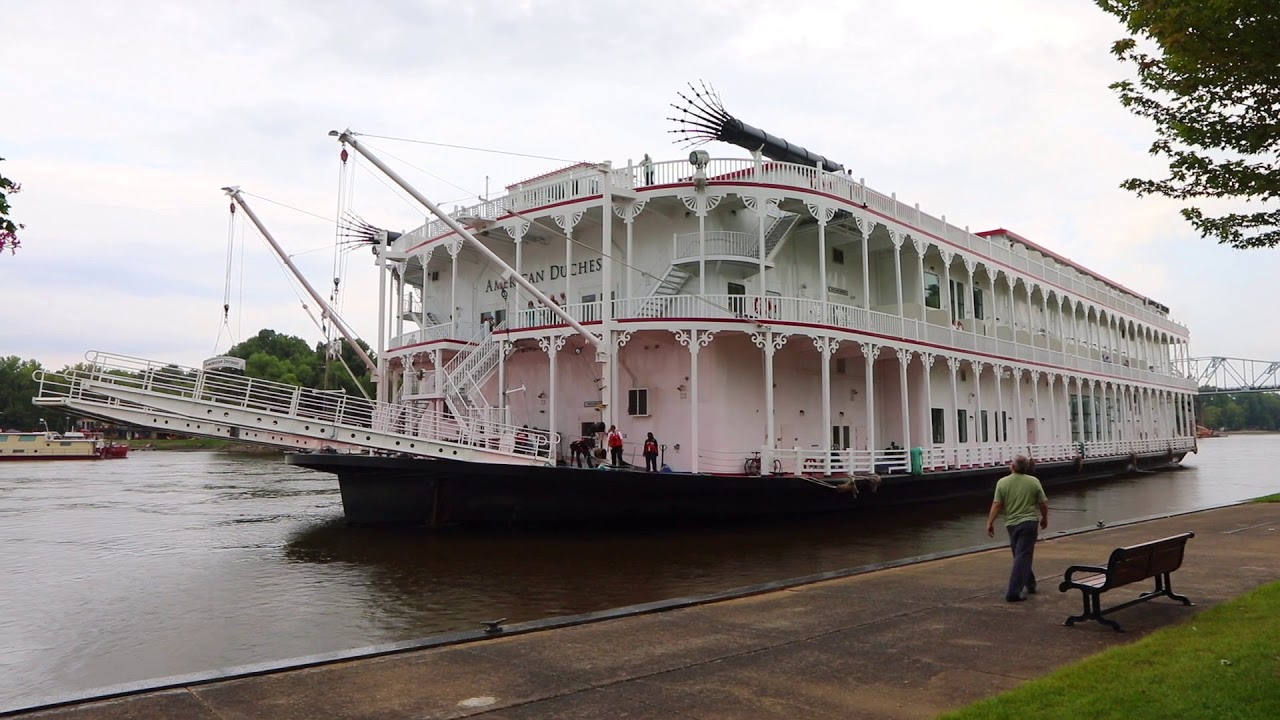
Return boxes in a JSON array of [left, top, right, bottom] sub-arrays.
[[392, 155, 1186, 338]]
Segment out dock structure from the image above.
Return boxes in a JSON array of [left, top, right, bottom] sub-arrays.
[[8, 501, 1280, 719]]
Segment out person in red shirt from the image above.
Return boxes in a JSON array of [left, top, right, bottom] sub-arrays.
[[606, 425, 624, 467], [642, 432, 659, 472]]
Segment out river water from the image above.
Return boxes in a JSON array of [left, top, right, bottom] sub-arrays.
[[1, 435, 1277, 709]]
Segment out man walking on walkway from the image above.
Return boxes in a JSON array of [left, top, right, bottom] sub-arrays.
[[986, 455, 1048, 602]]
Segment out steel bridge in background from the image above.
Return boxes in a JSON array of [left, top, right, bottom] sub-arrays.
[[1184, 357, 1280, 395]]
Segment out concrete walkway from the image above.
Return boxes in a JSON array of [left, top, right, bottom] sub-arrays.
[[13, 503, 1280, 720]]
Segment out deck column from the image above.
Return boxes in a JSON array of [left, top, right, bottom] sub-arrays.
[[948, 357, 961, 466], [1029, 370, 1041, 452], [858, 217, 873, 311], [890, 231, 905, 320], [914, 238, 928, 322], [860, 343, 879, 472], [1013, 367, 1024, 448], [973, 360, 984, 461], [815, 336, 840, 474], [448, 240, 460, 335], [895, 348, 912, 452], [539, 335, 567, 461], [1044, 371, 1054, 445], [922, 353, 936, 455], [753, 330, 788, 472], [674, 330, 715, 474], [994, 364, 1005, 452]]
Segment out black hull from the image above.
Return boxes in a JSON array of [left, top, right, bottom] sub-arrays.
[[287, 449, 1189, 528]]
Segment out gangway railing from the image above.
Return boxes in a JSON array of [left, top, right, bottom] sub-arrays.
[[33, 351, 556, 464]]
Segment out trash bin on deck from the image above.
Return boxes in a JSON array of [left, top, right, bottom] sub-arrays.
[[910, 447, 924, 475]]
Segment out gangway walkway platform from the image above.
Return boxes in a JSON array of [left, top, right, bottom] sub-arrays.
[[33, 351, 556, 467]]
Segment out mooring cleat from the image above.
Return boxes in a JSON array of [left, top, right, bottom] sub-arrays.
[[481, 618, 507, 634]]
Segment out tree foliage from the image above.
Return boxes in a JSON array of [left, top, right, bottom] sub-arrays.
[[0, 356, 43, 430], [1199, 392, 1280, 430], [0, 157, 22, 255], [227, 328, 375, 397], [1096, 1, 1280, 248]]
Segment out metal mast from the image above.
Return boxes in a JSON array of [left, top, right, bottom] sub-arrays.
[[222, 186, 378, 377]]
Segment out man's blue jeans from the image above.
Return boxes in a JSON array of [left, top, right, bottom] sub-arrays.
[[1006, 519, 1039, 599]]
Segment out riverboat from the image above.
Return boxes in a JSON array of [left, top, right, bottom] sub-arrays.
[[31, 88, 1197, 526], [0, 431, 127, 461]]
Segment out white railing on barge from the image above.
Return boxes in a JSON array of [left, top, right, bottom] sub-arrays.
[[395, 156, 1186, 336], [699, 436, 1195, 478], [457, 295, 1192, 390], [33, 352, 557, 464]]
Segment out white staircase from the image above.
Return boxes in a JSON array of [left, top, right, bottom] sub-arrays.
[[764, 212, 800, 259], [33, 351, 554, 465], [438, 322, 508, 428], [635, 266, 692, 317]]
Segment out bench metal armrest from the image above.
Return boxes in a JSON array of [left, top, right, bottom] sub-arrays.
[[1061, 564, 1107, 585]]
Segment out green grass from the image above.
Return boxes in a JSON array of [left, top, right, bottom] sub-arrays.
[[941, 581, 1280, 720], [1252, 493, 1280, 503]]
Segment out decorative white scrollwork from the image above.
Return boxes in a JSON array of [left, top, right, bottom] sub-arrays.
[[446, 238, 462, 257], [615, 330, 634, 350], [963, 256, 977, 277], [538, 335, 568, 355], [750, 331, 788, 353], [911, 235, 928, 257], [859, 342, 881, 362], [806, 203, 836, 224], [894, 347, 913, 365], [852, 214, 877, 239], [923, 352, 937, 369], [419, 246, 434, 267], [554, 211, 584, 231], [812, 336, 841, 355], [946, 356, 961, 373], [504, 220, 530, 242], [612, 199, 648, 221], [939, 249, 954, 266], [741, 195, 779, 215], [680, 193, 725, 216]]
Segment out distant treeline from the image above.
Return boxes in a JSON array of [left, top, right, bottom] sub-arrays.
[[1199, 392, 1280, 431]]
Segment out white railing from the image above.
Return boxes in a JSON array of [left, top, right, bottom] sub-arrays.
[[35, 352, 558, 462], [389, 320, 481, 349], [599, 295, 1194, 389], [673, 231, 759, 261], [395, 156, 1188, 337]]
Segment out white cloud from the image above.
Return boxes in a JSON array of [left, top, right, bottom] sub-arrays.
[[3, 0, 1276, 372]]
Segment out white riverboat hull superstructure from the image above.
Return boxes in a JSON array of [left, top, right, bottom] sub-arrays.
[[32, 119, 1198, 526], [375, 153, 1197, 487]]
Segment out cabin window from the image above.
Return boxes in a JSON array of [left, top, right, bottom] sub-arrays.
[[980, 410, 989, 442], [949, 280, 966, 321], [18, 435, 36, 442], [835, 358, 847, 374], [429, 271, 439, 282], [931, 408, 945, 444], [924, 272, 941, 309], [1001, 412, 1009, 442], [957, 410, 968, 443], [973, 287, 985, 320], [832, 248, 845, 265], [627, 388, 649, 417]]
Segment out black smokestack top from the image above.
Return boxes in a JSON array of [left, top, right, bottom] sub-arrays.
[[668, 81, 845, 173]]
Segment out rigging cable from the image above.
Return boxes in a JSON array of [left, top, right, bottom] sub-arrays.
[[212, 201, 239, 356]]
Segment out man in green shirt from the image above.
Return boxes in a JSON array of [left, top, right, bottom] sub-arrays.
[[986, 455, 1049, 602]]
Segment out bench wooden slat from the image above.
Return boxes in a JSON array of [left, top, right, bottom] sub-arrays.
[[1058, 531, 1195, 631]]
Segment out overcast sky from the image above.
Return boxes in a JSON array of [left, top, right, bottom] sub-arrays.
[[4, 0, 1275, 372]]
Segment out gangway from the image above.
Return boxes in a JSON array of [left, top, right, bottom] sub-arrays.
[[32, 351, 556, 466], [1183, 356, 1280, 395]]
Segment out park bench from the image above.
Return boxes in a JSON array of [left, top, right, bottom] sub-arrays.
[[1058, 532, 1195, 631]]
